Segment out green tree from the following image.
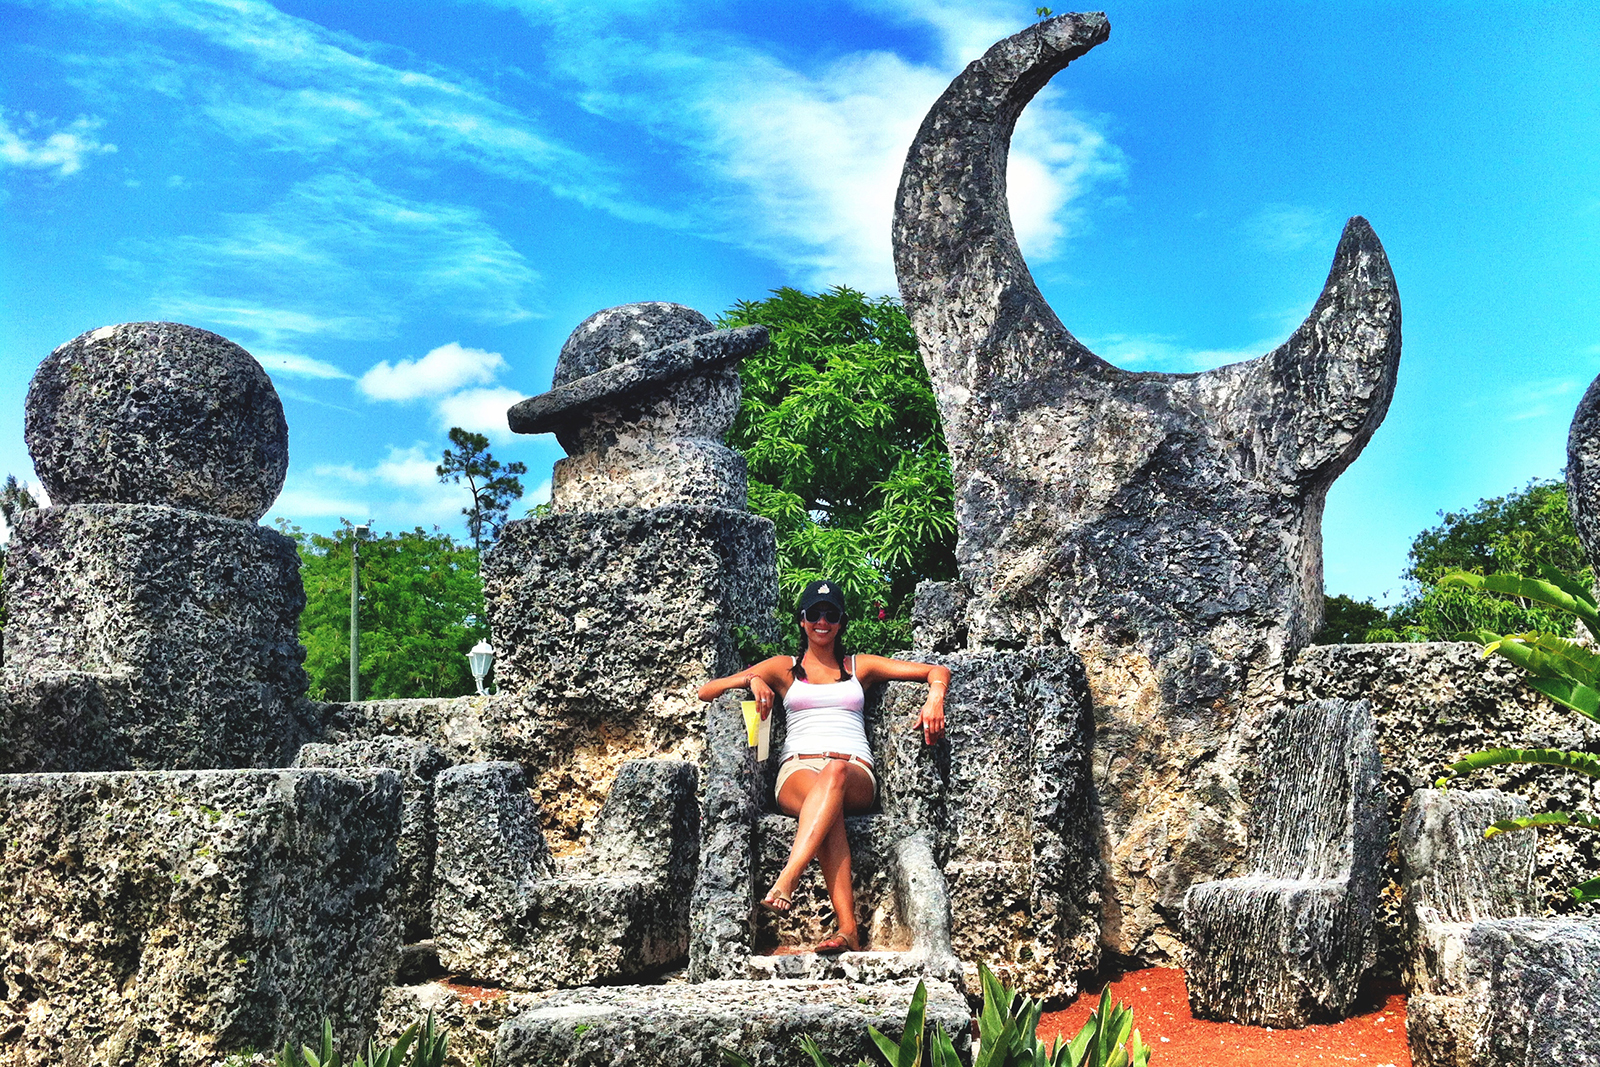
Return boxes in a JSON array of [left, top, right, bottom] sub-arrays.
[[436, 428, 526, 553], [1315, 594, 1389, 644], [1368, 478, 1589, 641], [721, 287, 956, 653], [285, 522, 488, 701]]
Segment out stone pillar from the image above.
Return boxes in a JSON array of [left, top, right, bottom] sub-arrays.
[[489, 303, 777, 849], [2, 322, 309, 771]]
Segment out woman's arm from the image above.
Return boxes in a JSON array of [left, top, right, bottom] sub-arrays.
[[696, 655, 790, 719], [854, 654, 950, 745]]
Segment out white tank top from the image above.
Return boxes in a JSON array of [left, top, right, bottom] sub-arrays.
[[780, 657, 872, 765]]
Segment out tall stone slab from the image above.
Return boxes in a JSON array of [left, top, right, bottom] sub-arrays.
[[490, 302, 777, 849], [2, 323, 310, 771], [892, 13, 1402, 958]]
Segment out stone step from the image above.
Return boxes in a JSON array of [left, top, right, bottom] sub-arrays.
[[494, 978, 971, 1067]]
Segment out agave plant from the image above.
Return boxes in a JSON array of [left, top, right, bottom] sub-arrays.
[[1439, 566, 1600, 901], [721, 963, 1150, 1067], [276, 1013, 449, 1067]]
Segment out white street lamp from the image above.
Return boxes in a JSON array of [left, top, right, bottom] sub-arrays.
[[468, 640, 494, 695]]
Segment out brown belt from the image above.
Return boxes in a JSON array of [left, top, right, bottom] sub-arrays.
[[785, 752, 875, 771]]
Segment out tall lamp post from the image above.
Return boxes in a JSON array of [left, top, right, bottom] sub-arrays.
[[350, 524, 369, 702], [468, 640, 494, 696]]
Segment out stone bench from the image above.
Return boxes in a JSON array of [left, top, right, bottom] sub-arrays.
[[1182, 697, 1385, 1027], [494, 979, 971, 1067], [432, 757, 698, 989]]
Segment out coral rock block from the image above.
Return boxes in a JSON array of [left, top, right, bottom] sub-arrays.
[[433, 758, 699, 989], [1, 503, 309, 771], [494, 979, 970, 1067], [0, 768, 401, 1063]]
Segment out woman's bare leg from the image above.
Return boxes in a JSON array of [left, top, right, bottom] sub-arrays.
[[772, 761, 874, 923], [815, 815, 859, 947]]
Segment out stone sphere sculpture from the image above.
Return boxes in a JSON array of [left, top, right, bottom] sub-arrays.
[[25, 322, 289, 522]]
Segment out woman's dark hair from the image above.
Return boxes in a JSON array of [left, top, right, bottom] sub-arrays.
[[791, 611, 851, 682]]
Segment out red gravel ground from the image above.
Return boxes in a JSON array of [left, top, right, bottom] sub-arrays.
[[1036, 968, 1410, 1067]]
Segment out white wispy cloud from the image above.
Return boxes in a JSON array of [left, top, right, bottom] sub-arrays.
[[256, 349, 354, 381], [0, 111, 116, 176], [1246, 204, 1335, 254], [359, 343, 509, 402], [271, 444, 459, 529], [433, 386, 525, 443], [47, 0, 660, 220], [1503, 376, 1586, 423], [495, 0, 1124, 290], [127, 172, 539, 352], [269, 440, 546, 532]]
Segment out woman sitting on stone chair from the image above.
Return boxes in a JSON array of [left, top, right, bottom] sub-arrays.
[[698, 579, 949, 954]]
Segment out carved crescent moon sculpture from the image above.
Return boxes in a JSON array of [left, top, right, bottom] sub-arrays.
[[893, 11, 1400, 665], [892, 13, 1401, 959]]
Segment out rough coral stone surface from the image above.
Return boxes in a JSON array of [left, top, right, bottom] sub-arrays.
[[1400, 788, 1538, 1067], [433, 759, 699, 990], [1288, 642, 1600, 978], [1568, 371, 1600, 569], [1458, 918, 1600, 1065], [377, 983, 546, 1067], [0, 768, 400, 1064], [2, 504, 311, 771], [890, 14, 1402, 964], [1183, 699, 1386, 1027], [553, 302, 715, 386], [494, 979, 971, 1067], [295, 738, 449, 942], [25, 322, 288, 521], [482, 506, 775, 849]]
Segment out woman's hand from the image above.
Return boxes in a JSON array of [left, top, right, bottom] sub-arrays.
[[918, 695, 945, 745], [751, 674, 776, 720]]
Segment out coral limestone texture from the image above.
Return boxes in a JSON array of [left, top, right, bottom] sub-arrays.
[[25, 321, 288, 522], [0, 768, 400, 1063], [893, 11, 1401, 959]]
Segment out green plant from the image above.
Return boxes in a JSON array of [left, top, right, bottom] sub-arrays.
[[1438, 566, 1600, 901], [276, 1013, 448, 1067], [721, 964, 1150, 1067]]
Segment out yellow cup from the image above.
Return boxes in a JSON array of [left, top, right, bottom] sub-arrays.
[[742, 700, 760, 747]]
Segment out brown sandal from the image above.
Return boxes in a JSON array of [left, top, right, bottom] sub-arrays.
[[814, 932, 862, 955], [759, 887, 793, 913]]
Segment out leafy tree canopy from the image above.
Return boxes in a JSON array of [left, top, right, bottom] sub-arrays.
[[1333, 478, 1592, 643], [437, 427, 526, 553], [721, 287, 956, 653], [283, 521, 488, 701]]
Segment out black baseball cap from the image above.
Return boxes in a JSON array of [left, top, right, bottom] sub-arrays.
[[797, 579, 847, 616]]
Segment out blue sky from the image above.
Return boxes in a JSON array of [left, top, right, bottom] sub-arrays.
[[2, 0, 1596, 605]]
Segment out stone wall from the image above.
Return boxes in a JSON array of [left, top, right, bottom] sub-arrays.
[[481, 506, 775, 849]]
